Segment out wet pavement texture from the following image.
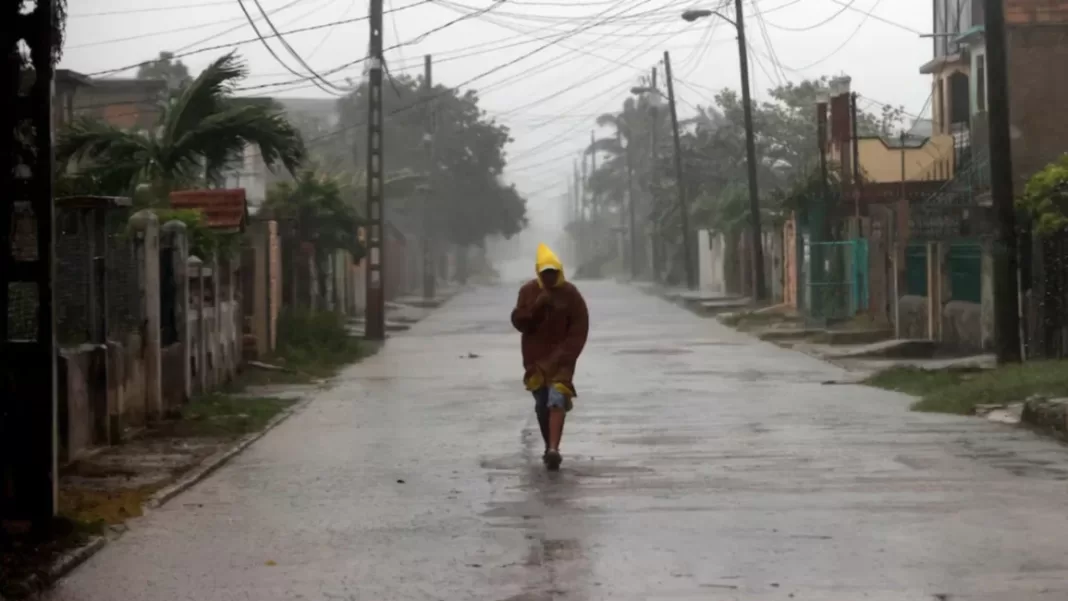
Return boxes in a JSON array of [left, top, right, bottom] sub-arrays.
[[46, 282, 1068, 601]]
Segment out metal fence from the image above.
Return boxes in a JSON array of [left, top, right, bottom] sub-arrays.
[[804, 239, 869, 325], [8, 203, 38, 341], [105, 210, 142, 341]]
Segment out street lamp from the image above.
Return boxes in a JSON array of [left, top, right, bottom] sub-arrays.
[[682, 1, 767, 301], [630, 68, 695, 290]]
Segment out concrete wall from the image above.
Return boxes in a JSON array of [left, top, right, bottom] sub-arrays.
[[697, 229, 726, 294], [188, 259, 241, 395], [855, 135, 957, 183], [897, 295, 986, 353]]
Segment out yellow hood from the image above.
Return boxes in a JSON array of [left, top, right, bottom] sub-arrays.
[[535, 243, 565, 288]]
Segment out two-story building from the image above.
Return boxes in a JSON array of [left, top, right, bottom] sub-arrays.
[[909, 0, 1068, 353]]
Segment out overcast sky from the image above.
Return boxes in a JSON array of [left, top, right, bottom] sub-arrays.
[[63, 0, 935, 230]]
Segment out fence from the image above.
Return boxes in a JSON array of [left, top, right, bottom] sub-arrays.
[[804, 239, 869, 325]]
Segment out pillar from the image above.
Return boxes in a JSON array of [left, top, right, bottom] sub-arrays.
[[130, 210, 161, 421], [161, 220, 190, 404]]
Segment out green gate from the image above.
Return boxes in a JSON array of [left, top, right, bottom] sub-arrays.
[[804, 239, 869, 324]]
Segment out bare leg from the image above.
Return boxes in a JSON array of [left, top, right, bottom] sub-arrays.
[[536, 406, 550, 452], [548, 408, 566, 451]]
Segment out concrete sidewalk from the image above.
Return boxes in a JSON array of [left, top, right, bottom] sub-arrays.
[[46, 281, 1068, 601]]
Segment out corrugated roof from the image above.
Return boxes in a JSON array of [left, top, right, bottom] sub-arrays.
[[169, 188, 248, 231]]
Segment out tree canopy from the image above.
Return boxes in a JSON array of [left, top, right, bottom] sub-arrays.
[[586, 76, 906, 239], [315, 74, 528, 247], [137, 51, 193, 91]]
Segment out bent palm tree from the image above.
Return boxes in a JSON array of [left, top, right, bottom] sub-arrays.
[[57, 52, 305, 200]]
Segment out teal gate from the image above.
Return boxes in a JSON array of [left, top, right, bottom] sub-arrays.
[[804, 239, 869, 325]]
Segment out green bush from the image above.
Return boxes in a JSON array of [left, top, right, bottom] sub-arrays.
[[275, 309, 366, 375]]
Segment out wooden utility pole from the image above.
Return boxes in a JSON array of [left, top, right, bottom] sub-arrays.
[[421, 54, 435, 301], [663, 51, 693, 289], [851, 92, 861, 220], [984, 0, 1022, 363], [625, 127, 637, 279], [589, 130, 597, 220], [1, 0, 59, 528], [649, 65, 659, 282], [363, 0, 386, 339], [733, 0, 766, 301]]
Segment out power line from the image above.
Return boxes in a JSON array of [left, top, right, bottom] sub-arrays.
[[241, 0, 350, 94], [827, 0, 924, 35], [244, 0, 673, 158], [87, 0, 432, 77], [70, 0, 234, 18], [761, 0, 857, 32], [68, 0, 310, 49], [780, 0, 886, 71], [307, 0, 358, 61]]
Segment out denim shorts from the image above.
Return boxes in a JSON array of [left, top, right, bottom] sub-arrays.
[[532, 387, 573, 413]]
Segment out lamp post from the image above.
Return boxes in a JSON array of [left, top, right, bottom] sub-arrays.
[[631, 54, 694, 289], [682, 2, 766, 301]]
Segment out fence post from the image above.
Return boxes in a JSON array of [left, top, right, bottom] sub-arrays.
[[162, 220, 190, 403], [188, 255, 206, 395], [210, 255, 221, 388], [130, 210, 162, 421]]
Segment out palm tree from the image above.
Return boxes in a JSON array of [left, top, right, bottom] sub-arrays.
[[57, 52, 305, 201]]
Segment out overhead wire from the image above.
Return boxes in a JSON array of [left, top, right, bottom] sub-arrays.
[[761, 0, 857, 32], [307, 0, 358, 61], [87, 0, 432, 77], [828, 0, 924, 35], [70, 1, 233, 17], [751, 0, 789, 86], [243, 0, 679, 159], [237, 0, 347, 95], [68, 0, 314, 52], [782, 0, 887, 71]]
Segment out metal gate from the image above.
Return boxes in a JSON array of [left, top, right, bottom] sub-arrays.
[[804, 239, 869, 324]]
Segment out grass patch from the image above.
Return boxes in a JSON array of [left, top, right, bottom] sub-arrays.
[[157, 393, 295, 438], [864, 360, 1068, 414], [272, 309, 373, 378], [720, 309, 799, 331]]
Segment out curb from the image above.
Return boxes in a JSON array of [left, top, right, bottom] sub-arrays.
[[14, 398, 312, 597], [146, 397, 312, 509]]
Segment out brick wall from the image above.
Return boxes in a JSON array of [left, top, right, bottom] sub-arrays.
[[1006, 0, 1068, 24], [1007, 21, 1068, 186]]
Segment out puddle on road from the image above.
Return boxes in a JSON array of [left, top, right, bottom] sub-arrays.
[[612, 434, 700, 446], [614, 348, 694, 356]]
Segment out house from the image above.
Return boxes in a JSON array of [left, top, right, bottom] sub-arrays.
[[53, 69, 93, 130], [905, 0, 1068, 352], [225, 96, 342, 214], [781, 76, 954, 326], [70, 77, 168, 130]]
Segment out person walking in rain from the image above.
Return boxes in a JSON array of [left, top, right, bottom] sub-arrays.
[[510, 243, 589, 471]]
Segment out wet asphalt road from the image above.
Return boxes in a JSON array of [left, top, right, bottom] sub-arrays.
[[47, 282, 1068, 601]]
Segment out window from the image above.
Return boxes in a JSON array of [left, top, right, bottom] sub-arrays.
[[975, 54, 987, 112], [935, 81, 945, 133]]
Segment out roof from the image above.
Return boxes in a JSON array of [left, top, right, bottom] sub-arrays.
[[56, 195, 132, 210], [169, 188, 248, 231], [89, 77, 168, 92], [55, 69, 93, 88]]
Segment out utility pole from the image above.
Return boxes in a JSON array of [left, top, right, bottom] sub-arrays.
[[363, 0, 386, 340], [421, 54, 435, 301], [733, 0, 766, 301], [649, 65, 660, 283], [984, 0, 1022, 363], [851, 92, 861, 220], [363, 0, 388, 339], [663, 51, 694, 289], [625, 127, 638, 279], [589, 130, 597, 221]]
